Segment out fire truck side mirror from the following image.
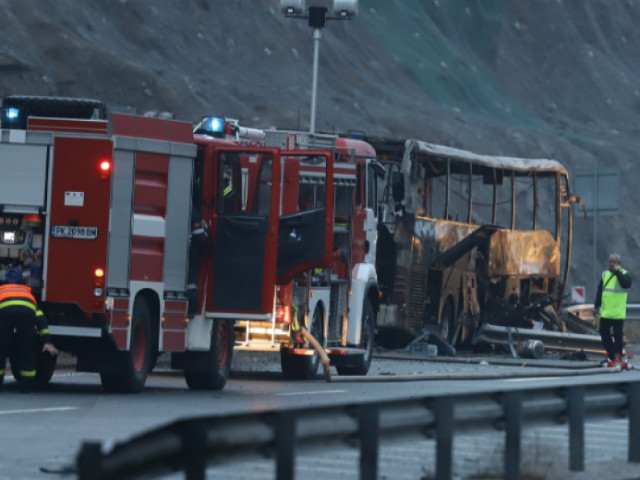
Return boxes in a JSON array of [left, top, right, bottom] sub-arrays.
[[391, 171, 404, 203]]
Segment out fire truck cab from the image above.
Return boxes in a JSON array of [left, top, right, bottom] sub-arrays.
[[0, 97, 282, 392], [234, 131, 382, 379]]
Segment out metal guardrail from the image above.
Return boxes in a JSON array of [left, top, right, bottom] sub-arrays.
[[77, 377, 640, 480]]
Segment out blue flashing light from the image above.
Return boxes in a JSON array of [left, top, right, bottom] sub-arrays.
[[3, 107, 20, 121], [205, 116, 224, 134], [6, 107, 19, 119]]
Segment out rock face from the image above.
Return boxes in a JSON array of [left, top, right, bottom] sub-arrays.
[[0, 0, 637, 298]]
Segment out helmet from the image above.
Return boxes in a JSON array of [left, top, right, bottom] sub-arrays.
[[5, 267, 22, 284]]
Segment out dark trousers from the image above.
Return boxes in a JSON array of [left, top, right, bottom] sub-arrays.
[[599, 317, 624, 358], [0, 305, 38, 377]]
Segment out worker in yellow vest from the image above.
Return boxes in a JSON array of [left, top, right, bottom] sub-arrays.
[[593, 253, 632, 367]]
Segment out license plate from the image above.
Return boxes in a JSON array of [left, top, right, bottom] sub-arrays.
[[51, 225, 98, 239]]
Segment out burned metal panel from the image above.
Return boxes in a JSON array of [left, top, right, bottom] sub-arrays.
[[488, 230, 560, 277], [412, 218, 479, 265]]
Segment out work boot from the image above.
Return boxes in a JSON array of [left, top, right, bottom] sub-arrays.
[[613, 353, 623, 368], [19, 378, 35, 394], [601, 356, 612, 367], [621, 355, 632, 370]]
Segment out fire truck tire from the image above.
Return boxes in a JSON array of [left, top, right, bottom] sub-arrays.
[[100, 297, 152, 393], [184, 318, 234, 390], [280, 307, 323, 380], [336, 298, 375, 376]]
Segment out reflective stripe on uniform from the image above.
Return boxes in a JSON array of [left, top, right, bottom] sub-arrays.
[[0, 369, 5, 375], [0, 284, 36, 304], [0, 300, 36, 311], [224, 184, 232, 196], [19, 370, 36, 377], [40, 328, 50, 336]]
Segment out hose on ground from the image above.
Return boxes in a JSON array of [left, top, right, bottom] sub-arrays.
[[300, 326, 331, 382], [331, 363, 639, 383]]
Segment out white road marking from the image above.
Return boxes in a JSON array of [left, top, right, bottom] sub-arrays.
[[277, 389, 347, 396], [0, 406, 78, 415], [505, 377, 561, 382]]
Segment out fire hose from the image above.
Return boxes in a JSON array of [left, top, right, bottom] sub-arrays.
[[300, 325, 332, 382], [300, 329, 639, 384]]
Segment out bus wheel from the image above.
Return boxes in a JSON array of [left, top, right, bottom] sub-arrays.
[[336, 298, 375, 376], [185, 319, 234, 390], [100, 297, 152, 393], [281, 307, 323, 380]]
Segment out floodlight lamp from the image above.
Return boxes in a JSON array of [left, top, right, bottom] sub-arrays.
[[332, 0, 357, 17], [280, 0, 306, 16]]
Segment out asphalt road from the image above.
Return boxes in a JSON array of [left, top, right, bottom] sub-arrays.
[[1, 350, 639, 480]]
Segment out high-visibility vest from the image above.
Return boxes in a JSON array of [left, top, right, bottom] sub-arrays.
[[600, 269, 629, 320], [0, 283, 37, 311]]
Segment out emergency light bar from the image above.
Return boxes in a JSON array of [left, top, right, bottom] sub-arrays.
[[194, 116, 226, 137]]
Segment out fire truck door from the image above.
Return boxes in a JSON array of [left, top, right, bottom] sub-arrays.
[[210, 149, 281, 316], [276, 152, 334, 283]]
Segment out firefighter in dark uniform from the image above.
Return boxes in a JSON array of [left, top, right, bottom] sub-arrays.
[[0, 269, 58, 391]]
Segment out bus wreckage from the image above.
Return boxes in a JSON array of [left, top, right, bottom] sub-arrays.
[[371, 138, 591, 354]]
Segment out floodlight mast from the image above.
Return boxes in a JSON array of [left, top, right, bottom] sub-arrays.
[[280, 0, 358, 134]]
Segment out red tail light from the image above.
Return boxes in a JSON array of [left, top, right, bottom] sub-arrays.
[[276, 305, 290, 324], [99, 159, 112, 180]]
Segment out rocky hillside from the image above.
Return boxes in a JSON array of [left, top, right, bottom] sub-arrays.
[[1, 0, 638, 299]]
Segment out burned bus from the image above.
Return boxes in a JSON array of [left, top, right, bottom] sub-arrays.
[[372, 138, 581, 348]]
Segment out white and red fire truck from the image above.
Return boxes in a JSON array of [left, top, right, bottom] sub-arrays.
[[0, 96, 285, 392], [234, 130, 382, 379]]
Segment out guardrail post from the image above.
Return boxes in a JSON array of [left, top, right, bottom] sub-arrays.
[[629, 382, 640, 463], [275, 411, 296, 480], [359, 404, 379, 480], [77, 441, 103, 480], [504, 391, 522, 480], [568, 386, 585, 471], [435, 396, 454, 480], [182, 422, 207, 480]]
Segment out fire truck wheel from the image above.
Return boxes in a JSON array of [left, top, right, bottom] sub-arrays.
[[336, 298, 375, 376], [185, 318, 234, 390], [280, 307, 323, 380], [100, 297, 152, 393]]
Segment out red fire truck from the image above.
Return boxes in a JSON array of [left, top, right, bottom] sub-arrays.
[[234, 130, 382, 379], [0, 96, 284, 392]]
